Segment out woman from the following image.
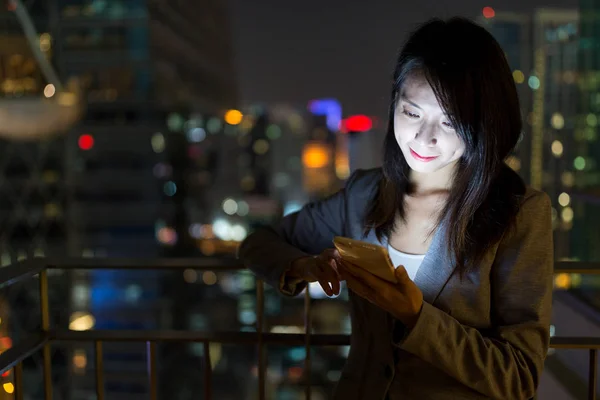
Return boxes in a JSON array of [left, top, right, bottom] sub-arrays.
[[239, 17, 553, 400]]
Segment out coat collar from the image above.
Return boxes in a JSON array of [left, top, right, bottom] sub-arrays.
[[364, 218, 456, 305]]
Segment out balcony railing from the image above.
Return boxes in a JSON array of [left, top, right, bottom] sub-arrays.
[[0, 258, 599, 400]]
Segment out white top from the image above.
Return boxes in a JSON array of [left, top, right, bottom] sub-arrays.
[[387, 244, 426, 281]]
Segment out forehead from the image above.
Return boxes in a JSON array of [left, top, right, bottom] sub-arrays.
[[400, 73, 440, 107]]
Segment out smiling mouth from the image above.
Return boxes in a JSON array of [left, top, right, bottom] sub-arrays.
[[409, 148, 439, 162]]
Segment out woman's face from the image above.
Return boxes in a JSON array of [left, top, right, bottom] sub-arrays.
[[394, 73, 465, 175]]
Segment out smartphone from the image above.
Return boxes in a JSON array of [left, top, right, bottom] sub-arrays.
[[333, 236, 397, 283]]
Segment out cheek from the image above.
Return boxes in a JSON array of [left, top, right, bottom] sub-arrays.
[[393, 118, 411, 142], [441, 136, 466, 158]]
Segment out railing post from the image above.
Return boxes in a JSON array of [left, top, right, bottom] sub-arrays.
[[14, 362, 23, 400], [39, 269, 52, 400], [256, 279, 265, 400], [589, 349, 597, 400], [95, 341, 105, 400], [304, 287, 312, 400], [203, 341, 212, 400], [147, 341, 157, 400]]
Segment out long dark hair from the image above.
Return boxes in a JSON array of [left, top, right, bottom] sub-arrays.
[[365, 17, 526, 276]]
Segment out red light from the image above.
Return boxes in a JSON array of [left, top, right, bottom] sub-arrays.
[[483, 6, 495, 19], [0, 337, 12, 349], [78, 134, 94, 150], [341, 115, 373, 133], [1, 370, 9, 378]]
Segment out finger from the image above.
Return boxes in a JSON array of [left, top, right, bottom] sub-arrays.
[[327, 263, 341, 295], [331, 249, 342, 260], [345, 274, 376, 302], [329, 258, 342, 281], [317, 277, 333, 296], [395, 265, 410, 284], [316, 257, 341, 292]]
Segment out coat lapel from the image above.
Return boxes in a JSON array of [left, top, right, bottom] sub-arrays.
[[365, 219, 457, 305], [412, 219, 457, 304]]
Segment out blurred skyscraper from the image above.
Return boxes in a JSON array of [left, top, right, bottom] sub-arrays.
[[19, 1, 240, 398], [573, 1, 600, 261], [480, 9, 580, 259], [0, 2, 68, 264], [46, 0, 238, 258]]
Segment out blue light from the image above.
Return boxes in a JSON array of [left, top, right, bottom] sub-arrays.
[[307, 98, 342, 132]]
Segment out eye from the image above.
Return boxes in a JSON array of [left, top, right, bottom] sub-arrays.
[[442, 121, 455, 129], [402, 109, 420, 119]]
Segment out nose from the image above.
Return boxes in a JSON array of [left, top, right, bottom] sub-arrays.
[[415, 125, 437, 146]]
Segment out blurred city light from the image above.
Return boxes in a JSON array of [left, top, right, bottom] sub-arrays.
[[236, 200, 250, 216], [551, 140, 564, 157], [512, 70, 525, 84], [213, 219, 232, 240], [73, 349, 87, 370], [574, 156, 586, 170], [163, 181, 177, 196], [558, 192, 571, 207], [554, 273, 571, 289], [551, 112, 565, 129], [302, 143, 330, 168], [187, 127, 206, 143], [157, 226, 177, 245], [222, 198, 238, 215], [203, 271, 218, 285], [253, 139, 270, 154], [528, 75, 541, 90], [482, 6, 495, 19], [151, 133, 165, 153], [224, 109, 243, 125], [586, 113, 597, 126], [307, 98, 342, 132], [69, 312, 96, 331], [44, 83, 55, 98], [340, 115, 372, 133], [78, 134, 94, 150], [3, 383, 14, 394], [561, 207, 574, 222]]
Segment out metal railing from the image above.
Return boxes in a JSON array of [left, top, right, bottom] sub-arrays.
[[0, 258, 599, 400]]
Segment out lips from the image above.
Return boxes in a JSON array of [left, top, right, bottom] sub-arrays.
[[410, 148, 439, 162]]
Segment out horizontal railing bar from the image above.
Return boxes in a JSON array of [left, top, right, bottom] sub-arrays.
[[45, 257, 243, 270], [0, 333, 49, 374], [6, 259, 600, 273], [48, 330, 600, 349], [0, 258, 45, 289], [555, 261, 600, 274], [51, 330, 351, 346], [550, 337, 600, 349]]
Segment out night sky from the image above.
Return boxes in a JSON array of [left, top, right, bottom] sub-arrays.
[[228, 0, 577, 119]]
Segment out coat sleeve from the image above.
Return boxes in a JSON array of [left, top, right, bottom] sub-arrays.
[[237, 171, 364, 296], [393, 192, 554, 400]]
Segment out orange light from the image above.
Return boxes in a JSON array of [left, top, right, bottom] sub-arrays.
[[302, 143, 330, 168], [3, 383, 14, 394], [288, 366, 303, 380], [224, 109, 243, 125], [483, 6, 495, 18], [554, 273, 571, 289]]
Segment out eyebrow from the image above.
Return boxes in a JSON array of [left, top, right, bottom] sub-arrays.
[[400, 95, 422, 110]]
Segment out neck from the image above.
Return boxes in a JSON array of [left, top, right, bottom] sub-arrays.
[[408, 162, 457, 195]]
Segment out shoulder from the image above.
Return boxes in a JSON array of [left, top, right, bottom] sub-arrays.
[[518, 186, 552, 221]]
